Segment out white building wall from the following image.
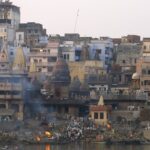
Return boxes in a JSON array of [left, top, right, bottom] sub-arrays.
[[16, 31, 25, 46], [61, 41, 76, 62]]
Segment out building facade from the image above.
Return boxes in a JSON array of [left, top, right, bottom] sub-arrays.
[[0, 47, 27, 121], [18, 22, 47, 48], [88, 38, 113, 69]]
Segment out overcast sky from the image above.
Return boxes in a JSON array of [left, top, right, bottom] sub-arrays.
[[11, 0, 150, 38]]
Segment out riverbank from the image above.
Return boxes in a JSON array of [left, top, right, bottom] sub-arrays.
[[0, 118, 149, 146]]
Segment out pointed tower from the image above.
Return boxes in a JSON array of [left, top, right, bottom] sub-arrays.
[[29, 62, 36, 73], [50, 49, 71, 98], [98, 95, 104, 106], [29, 62, 37, 78], [90, 95, 111, 126], [13, 47, 26, 72]]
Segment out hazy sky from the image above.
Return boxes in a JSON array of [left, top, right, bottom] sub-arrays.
[[11, 0, 150, 38]]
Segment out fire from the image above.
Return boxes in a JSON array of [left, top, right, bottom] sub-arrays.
[[36, 136, 41, 142], [45, 144, 51, 150], [107, 123, 111, 129], [45, 131, 52, 138]]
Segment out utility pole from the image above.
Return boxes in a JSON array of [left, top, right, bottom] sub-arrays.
[[74, 9, 79, 33]]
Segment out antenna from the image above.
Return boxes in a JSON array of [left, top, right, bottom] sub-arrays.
[[74, 9, 79, 33]]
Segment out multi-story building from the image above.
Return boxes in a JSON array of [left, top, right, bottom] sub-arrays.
[[136, 38, 150, 98], [18, 22, 47, 48], [60, 41, 75, 62], [121, 35, 141, 44], [0, 0, 20, 45], [115, 43, 141, 85], [0, 46, 27, 121], [0, 0, 20, 29], [68, 60, 106, 84], [88, 37, 113, 69], [28, 47, 58, 77]]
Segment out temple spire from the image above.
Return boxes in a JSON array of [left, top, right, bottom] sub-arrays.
[[29, 62, 36, 73], [13, 47, 26, 71], [98, 95, 104, 106]]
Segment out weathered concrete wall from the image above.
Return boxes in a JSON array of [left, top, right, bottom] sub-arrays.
[[111, 110, 140, 121]]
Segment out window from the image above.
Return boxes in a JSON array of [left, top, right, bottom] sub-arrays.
[[34, 59, 38, 63], [148, 70, 150, 75], [135, 59, 136, 63], [100, 112, 104, 119], [96, 49, 101, 54], [10, 52, 13, 55], [142, 69, 146, 74], [141, 81, 143, 85], [122, 60, 126, 64], [67, 54, 69, 60], [94, 112, 98, 119], [144, 80, 150, 85], [1, 64, 5, 67], [143, 45, 146, 50], [19, 34, 22, 41], [35, 29, 38, 33], [105, 50, 109, 55], [48, 67, 53, 72], [64, 54, 66, 60], [38, 68, 42, 72]]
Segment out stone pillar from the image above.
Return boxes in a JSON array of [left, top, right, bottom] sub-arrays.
[[19, 103, 23, 113], [5, 101, 9, 109], [18, 103, 24, 121]]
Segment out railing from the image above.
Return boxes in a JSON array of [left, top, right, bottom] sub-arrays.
[[27, 62, 55, 67], [0, 83, 22, 91], [0, 95, 22, 100], [102, 93, 148, 101], [28, 52, 57, 57]]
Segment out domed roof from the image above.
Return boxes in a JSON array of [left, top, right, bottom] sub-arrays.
[[132, 72, 140, 80], [52, 57, 69, 73], [51, 57, 70, 85], [70, 76, 81, 91]]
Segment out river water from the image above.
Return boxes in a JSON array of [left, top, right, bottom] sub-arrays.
[[6, 143, 150, 150]]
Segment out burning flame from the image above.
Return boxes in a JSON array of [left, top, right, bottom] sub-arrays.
[[45, 131, 52, 138], [45, 144, 51, 150], [36, 136, 41, 142], [107, 123, 111, 129]]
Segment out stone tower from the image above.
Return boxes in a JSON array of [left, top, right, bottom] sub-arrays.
[[50, 52, 71, 99]]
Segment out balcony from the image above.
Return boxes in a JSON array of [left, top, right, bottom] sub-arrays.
[[27, 62, 55, 67], [0, 94, 22, 100], [28, 52, 56, 57], [0, 19, 11, 24], [0, 83, 22, 91], [141, 85, 150, 91], [103, 92, 148, 101]]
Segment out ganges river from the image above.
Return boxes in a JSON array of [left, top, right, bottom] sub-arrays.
[[5, 143, 150, 150]]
